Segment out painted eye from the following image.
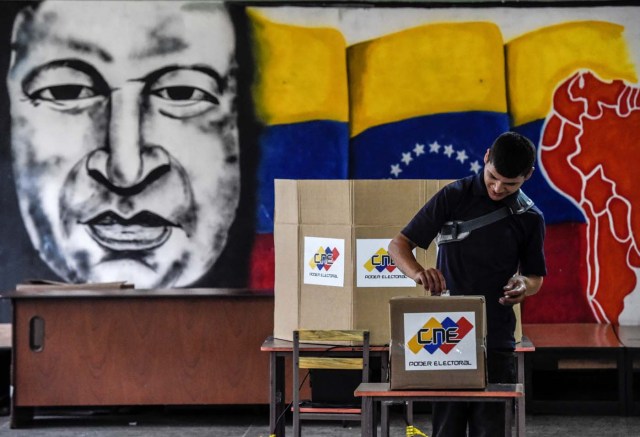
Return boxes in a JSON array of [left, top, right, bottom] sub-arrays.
[[152, 86, 219, 105], [31, 84, 98, 101], [147, 69, 228, 118], [20, 60, 109, 112]]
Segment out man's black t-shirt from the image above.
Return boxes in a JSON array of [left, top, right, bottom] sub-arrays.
[[402, 173, 546, 349]]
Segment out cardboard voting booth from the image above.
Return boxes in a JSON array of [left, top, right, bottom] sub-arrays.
[[389, 296, 487, 389], [273, 179, 451, 345]]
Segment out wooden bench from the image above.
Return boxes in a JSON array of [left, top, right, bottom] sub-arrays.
[[523, 323, 625, 415], [382, 337, 533, 437], [614, 325, 640, 415], [355, 382, 523, 437]]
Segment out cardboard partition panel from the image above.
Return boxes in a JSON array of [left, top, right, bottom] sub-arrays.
[[273, 179, 452, 345]]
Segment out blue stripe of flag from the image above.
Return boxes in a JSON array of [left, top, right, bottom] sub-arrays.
[[350, 111, 509, 179], [256, 120, 349, 233]]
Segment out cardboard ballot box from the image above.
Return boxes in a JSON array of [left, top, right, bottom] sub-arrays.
[[389, 296, 487, 389], [273, 179, 451, 345]]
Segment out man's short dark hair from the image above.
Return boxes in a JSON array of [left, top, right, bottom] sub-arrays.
[[487, 131, 536, 178]]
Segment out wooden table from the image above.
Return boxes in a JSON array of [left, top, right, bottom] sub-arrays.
[[3, 287, 274, 428], [355, 382, 523, 437], [523, 323, 625, 415], [261, 336, 533, 437], [615, 325, 640, 415]]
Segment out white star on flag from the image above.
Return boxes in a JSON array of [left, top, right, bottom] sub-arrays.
[[456, 149, 469, 163], [470, 160, 481, 174], [443, 144, 455, 158], [401, 152, 413, 165], [428, 141, 441, 154], [413, 143, 425, 156], [390, 164, 402, 177]]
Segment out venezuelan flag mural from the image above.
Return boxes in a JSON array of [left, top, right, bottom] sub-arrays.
[[348, 22, 509, 180], [247, 6, 640, 326], [248, 11, 350, 288]]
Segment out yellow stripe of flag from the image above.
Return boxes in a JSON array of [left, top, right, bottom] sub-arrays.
[[348, 22, 507, 137], [248, 9, 349, 125], [506, 21, 637, 127]]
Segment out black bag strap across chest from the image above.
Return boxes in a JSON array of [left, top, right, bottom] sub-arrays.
[[435, 190, 534, 246]]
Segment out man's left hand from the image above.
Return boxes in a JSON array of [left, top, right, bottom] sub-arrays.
[[499, 275, 527, 306]]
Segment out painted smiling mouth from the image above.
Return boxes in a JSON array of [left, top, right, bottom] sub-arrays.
[[84, 211, 178, 251]]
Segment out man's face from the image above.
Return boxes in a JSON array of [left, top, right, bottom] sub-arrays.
[[7, 1, 240, 287], [483, 150, 531, 202]]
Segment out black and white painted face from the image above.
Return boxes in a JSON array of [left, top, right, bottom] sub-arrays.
[[7, 1, 240, 287]]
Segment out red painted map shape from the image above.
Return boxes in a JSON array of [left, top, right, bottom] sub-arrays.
[[540, 71, 640, 323]]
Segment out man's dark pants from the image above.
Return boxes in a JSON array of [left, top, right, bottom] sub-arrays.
[[431, 350, 516, 437]]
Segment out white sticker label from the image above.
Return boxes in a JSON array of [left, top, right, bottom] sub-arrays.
[[303, 237, 345, 287], [356, 239, 415, 288], [403, 312, 477, 371]]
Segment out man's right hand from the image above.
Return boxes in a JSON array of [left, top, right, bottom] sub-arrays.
[[414, 267, 447, 295], [388, 233, 448, 296]]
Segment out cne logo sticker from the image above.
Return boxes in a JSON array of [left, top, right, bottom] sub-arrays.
[[407, 316, 473, 355], [363, 248, 396, 273], [309, 246, 340, 271], [303, 237, 345, 287], [356, 239, 415, 288], [403, 312, 477, 371]]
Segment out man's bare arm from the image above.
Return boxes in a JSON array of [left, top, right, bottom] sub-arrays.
[[388, 233, 446, 295]]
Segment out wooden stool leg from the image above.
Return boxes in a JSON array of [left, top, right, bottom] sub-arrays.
[[406, 401, 414, 426], [380, 401, 389, 437], [361, 396, 374, 437], [505, 399, 513, 437]]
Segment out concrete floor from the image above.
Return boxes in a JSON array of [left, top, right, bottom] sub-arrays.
[[1, 406, 640, 436]]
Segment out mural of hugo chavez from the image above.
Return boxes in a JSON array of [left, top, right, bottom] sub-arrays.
[[6, 0, 251, 289]]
